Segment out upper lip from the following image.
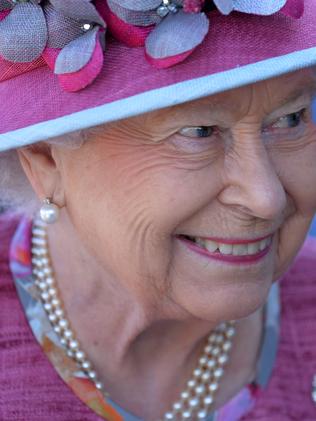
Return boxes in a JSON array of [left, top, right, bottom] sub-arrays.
[[178, 233, 274, 245]]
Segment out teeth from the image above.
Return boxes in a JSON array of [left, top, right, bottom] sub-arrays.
[[205, 240, 218, 253], [232, 244, 248, 256], [191, 236, 272, 256], [247, 242, 260, 255], [219, 244, 233, 255]]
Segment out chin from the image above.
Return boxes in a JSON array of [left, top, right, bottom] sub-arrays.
[[172, 273, 273, 323]]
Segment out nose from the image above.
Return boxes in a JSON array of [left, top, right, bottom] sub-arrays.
[[218, 139, 287, 220]]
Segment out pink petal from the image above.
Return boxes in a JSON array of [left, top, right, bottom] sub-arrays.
[[280, 0, 304, 18], [0, 10, 9, 20], [95, 0, 152, 47], [42, 33, 104, 92], [145, 47, 195, 69]]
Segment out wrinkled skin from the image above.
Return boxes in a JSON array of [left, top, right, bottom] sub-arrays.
[[18, 69, 316, 419]]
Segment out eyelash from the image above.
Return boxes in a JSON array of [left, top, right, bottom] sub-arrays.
[[179, 109, 307, 139]]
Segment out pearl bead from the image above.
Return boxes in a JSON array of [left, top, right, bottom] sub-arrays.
[[63, 329, 73, 339], [204, 395, 214, 406], [222, 341, 232, 352], [206, 359, 216, 369], [180, 390, 190, 400], [199, 356, 207, 366], [95, 381, 103, 390], [194, 384, 205, 395], [226, 327, 236, 338], [218, 354, 228, 365], [182, 410, 192, 419], [172, 402, 182, 412], [41, 291, 49, 301], [88, 370, 97, 380], [208, 333, 217, 343], [59, 319, 68, 329], [193, 368, 202, 377], [208, 382, 218, 392], [48, 313, 57, 323], [54, 325, 61, 334], [40, 202, 59, 224], [164, 412, 175, 420], [46, 277, 53, 286], [204, 344, 212, 354], [75, 350, 85, 361], [69, 340, 79, 350], [51, 298, 60, 307], [211, 347, 220, 356], [187, 379, 196, 389], [214, 368, 224, 378], [48, 287, 57, 297], [44, 303, 52, 312], [188, 397, 199, 408], [82, 360, 91, 370], [197, 409, 208, 419], [201, 371, 211, 382], [67, 350, 74, 358], [60, 338, 67, 346], [55, 308, 64, 318], [38, 281, 47, 290], [32, 236, 46, 246]]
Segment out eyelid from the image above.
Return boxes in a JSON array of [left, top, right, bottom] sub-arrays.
[[178, 126, 214, 138], [263, 108, 306, 130]]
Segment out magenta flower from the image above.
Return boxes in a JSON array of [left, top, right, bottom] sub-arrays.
[[0, 0, 106, 92]]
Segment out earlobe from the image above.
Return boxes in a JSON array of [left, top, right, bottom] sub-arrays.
[[17, 145, 65, 207]]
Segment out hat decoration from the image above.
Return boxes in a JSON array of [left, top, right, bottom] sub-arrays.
[[0, 0, 304, 92]]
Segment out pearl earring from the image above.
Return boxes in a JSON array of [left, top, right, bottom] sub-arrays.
[[39, 198, 60, 224]]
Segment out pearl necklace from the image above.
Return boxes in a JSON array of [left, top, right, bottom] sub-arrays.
[[31, 217, 236, 421]]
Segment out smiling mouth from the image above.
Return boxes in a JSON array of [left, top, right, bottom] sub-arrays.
[[177, 234, 273, 262]]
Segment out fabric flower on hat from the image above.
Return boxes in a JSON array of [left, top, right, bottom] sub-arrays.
[[213, 0, 304, 18], [98, 0, 304, 70], [98, 0, 210, 68], [0, 0, 106, 92], [0, 0, 47, 63], [42, 0, 106, 92]]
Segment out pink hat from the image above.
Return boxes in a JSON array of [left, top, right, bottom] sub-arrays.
[[0, 0, 314, 152]]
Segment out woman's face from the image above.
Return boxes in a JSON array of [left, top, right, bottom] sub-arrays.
[[49, 69, 316, 322]]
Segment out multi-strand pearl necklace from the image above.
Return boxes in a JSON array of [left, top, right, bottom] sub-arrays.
[[31, 217, 236, 421]]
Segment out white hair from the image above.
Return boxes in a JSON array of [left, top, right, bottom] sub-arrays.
[[0, 128, 94, 216]]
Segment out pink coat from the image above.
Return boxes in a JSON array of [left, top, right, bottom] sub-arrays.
[[1, 215, 316, 421]]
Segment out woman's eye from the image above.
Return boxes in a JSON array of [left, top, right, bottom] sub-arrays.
[[178, 126, 215, 138], [269, 109, 306, 130]]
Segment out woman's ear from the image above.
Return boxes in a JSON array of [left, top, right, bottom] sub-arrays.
[[17, 144, 65, 206]]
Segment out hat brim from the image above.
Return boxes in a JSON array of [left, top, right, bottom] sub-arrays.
[[1, 3, 316, 152]]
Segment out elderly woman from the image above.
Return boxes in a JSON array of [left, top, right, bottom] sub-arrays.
[[0, 1, 316, 420]]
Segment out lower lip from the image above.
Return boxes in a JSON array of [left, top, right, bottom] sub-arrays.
[[177, 237, 272, 265]]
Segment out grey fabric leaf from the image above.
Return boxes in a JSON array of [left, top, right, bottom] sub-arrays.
[[54, 26, 98, 74], [146, 9, 209, 59], [110, 0, 161, 12], [213, 0, 287, 15], [50, 0, 105, 27], [45, 3, 84, 49], [0, 2, 47, 62], [107, 0, 160, 26], [0, 0, 12, 11]]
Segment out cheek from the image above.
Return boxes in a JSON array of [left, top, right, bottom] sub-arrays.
[[279, 151, 316, 214]]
